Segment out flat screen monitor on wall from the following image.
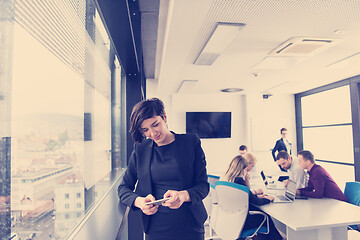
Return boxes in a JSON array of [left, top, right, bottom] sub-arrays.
[[186, 112, 231, 138]]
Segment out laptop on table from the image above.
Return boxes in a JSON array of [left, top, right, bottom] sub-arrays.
[[273, 180, 297, 203], [260, 171, 284, 190]]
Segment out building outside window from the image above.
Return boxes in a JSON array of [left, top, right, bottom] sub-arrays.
[[0, 0, 123, 239]]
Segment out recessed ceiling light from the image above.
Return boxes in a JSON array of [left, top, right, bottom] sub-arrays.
[[220, 88, 243, 93], [194, 22, 245, 65]]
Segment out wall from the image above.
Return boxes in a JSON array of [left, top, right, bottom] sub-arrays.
[[169, 92, 296, 176], [245, 93, 297, 173], [171, 93, 246, 174]]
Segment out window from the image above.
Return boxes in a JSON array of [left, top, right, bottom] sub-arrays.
[[296, 81, 360, 190], [1, 0, 124, 239]]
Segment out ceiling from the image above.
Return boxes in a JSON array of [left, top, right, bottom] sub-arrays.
[[139, 0, 360, 97]]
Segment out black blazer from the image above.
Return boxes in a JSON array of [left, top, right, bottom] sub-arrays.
[[118, 133, 209, 233], [271, 138, 290, 161]]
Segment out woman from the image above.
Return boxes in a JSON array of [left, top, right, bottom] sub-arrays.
[[118, 98, 209, 240], [242, 153, 263, 195], [220, 155, 284, 240]]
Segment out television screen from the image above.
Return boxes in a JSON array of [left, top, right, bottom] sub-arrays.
[[186, 112, 231, 138]]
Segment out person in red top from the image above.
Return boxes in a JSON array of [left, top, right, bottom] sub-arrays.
[[296, 150, 347, 202]]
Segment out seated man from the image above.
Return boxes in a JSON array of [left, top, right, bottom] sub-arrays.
[[296, 150, 347, 202], [239, 145, 248, 155], [276, 151, 307, 188]]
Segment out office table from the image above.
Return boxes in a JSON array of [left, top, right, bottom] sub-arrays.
[[257, 198, 360, 240]]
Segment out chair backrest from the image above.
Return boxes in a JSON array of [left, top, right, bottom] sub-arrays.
[[208, 174, 220, 203], [345, 182, 360, 206], [208, 174, 220, 186], [214, 181, 250, 240]]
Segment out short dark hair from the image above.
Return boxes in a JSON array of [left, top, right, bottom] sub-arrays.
[[280, 128, 287, 134], [129, 98, 165, 143], [298, 150, 314, 163], [276, 150, 290, 161], [239, 145, 247, 151]]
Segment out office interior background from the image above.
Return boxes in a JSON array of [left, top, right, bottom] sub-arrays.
[[1, 0, 360, 239]]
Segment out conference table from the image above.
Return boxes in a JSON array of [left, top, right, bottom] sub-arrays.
[[257, 198, 360, 240]]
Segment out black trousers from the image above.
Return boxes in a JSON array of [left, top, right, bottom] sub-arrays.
[[145, 209, 204, 240]]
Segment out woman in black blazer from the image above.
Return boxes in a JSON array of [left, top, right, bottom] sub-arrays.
[[118, 98, 209, 240], [221, 155, 284, 240]]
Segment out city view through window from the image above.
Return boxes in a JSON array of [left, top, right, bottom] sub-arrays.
[[0, 1, 120, 239]]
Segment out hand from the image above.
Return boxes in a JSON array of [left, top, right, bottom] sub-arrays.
[[162, 190, 190, 209], [284, 180, 290, 187], [244, 169, 249, 178], [257, 194, 266, 198], [257, 194, 274, 201], [134, 194, 159, 215], [263, 194, 275, 202], [254, 188, 263, 195]]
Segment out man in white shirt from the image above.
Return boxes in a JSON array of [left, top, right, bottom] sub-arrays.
[[276, 151, 307, 188]]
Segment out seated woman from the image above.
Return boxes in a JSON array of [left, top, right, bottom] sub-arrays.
[[242, 153, 263, 195], [220, 155, 284, 240]]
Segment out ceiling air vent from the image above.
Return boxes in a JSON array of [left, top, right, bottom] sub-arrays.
[[268, 37, 341, 57]]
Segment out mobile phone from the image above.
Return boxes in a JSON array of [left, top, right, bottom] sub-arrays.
[[145, 197, 171, 206]]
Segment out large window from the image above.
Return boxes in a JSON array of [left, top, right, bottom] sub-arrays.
[[296, 79, 360, 190], [0, 0, 123, 239]]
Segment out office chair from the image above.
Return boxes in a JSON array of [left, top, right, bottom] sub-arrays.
[[208, 174, 220, 186], [345, 181, 360, 231], [205, 175, 221, 216], [213, 181, 269, 240], [205, 175, 221, 240]]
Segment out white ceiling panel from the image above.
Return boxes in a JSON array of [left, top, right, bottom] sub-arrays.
[[140, 0, 360, 96]]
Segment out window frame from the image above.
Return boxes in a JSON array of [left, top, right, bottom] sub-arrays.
[[295, 74, 360, 181]]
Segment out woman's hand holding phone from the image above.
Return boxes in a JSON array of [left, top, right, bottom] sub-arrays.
[[162, 190, 190, 209], [134, 194, 159, 215]]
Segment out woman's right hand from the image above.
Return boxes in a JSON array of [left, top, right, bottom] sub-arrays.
[[134, 194, 159, 215], [263, 195, 275, 202], [257, 194, 275, 202]]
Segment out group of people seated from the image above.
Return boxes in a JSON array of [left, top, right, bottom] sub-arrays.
[[219, 143, 347, 240]]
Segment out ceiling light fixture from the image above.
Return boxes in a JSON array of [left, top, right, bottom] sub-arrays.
[[268, 37, 341, 57], [177, 80, 198, 93], [220, 88, 243, 93], [194, 22, 245, 65]]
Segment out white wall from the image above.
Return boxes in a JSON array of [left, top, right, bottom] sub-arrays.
[[158, 92, 296, 177], [245, 93, 297, 173], [170, 93, 246, 175]]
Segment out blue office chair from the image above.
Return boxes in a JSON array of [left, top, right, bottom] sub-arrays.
[[345, 181, 360, 231], [213, 181, 269, 240]]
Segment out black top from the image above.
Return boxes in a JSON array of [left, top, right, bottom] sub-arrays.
[[234, 177, 270, 205], [151, 141, 181, 212], [149, 140, 204, 235]]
